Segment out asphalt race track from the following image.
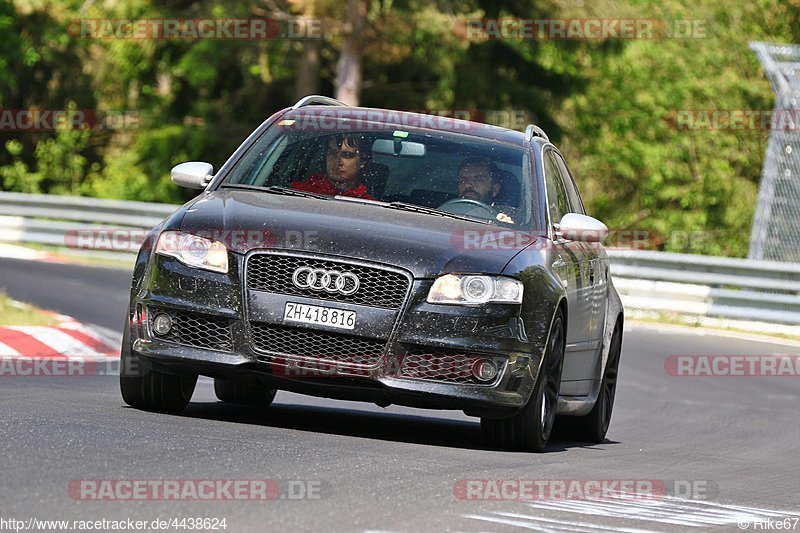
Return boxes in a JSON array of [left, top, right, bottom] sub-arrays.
[[1, 256, 799, 532]]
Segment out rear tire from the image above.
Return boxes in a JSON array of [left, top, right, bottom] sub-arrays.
[[214, 378, 276, 406], [119, 320, 197, 413], [563, 321, 622, 443], [481, 310, 566, 452]]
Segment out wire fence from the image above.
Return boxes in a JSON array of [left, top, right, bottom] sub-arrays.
[[749, 42, 800, 262]]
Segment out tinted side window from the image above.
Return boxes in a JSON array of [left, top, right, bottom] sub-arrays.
[[553, 153, 585, 215], [544, 151, 570, 227]]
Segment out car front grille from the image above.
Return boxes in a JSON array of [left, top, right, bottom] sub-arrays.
[[250, 322, 386, 368], [246, 253, 409, 309], [149, 306, 233, 352], [400, 347, 504, 385]]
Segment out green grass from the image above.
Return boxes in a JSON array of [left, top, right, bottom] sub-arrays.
[[0, 290, 60, 327], [627, 312, 800, 343]]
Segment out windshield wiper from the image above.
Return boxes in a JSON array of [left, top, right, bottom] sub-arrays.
[[263, 185, 332, 199], [220, 183, 331, 200], [385, 202, 494, 225]]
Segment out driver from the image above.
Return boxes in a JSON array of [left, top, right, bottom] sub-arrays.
[[454, 156, 515, 223]]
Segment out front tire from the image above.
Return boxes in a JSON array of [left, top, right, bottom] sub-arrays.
[[119, 320, 197, 413], [481, 310, 566, 452]]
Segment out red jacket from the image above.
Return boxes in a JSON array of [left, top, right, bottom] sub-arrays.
[[291, 173, 374, 200]]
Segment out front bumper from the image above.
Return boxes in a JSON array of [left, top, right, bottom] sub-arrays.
[[134, 338, 534, 416], [130, 253, 545, 417]]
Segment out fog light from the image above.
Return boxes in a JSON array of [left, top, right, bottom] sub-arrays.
[[472, 359, 498, 382], [153, 313, 173, 335]]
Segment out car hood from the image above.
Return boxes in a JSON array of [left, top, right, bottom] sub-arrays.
[[175, 189, 539, 278]]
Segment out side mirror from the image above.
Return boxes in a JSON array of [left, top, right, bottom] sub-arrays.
[[558, 213, 608, 242], [171, 161, 213, 189]]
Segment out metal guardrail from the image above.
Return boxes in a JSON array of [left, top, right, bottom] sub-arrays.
[[1, 192, 798, 328], [0, 191, 176, 254], [608, 249, 800, 327]]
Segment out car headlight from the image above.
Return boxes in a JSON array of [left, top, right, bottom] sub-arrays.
[[155, 231, 229, 273], [427, 274, 523, 305]]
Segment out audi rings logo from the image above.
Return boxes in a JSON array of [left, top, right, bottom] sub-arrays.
[[292, 266, 360, 296]]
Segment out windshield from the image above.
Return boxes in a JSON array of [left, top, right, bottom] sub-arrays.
[[221, 117, 538, 228]]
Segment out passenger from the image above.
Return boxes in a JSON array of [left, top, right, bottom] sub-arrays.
[[454, 156, 515, 223], [291, 134, 374, 200]]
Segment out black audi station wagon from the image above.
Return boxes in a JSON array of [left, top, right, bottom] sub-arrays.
[[121, 95, 624, 452]]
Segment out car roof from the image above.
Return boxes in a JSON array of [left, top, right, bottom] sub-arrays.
[[281, 105, 533, 147]]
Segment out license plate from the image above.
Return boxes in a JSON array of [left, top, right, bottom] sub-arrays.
[[283, 302, 356, 330]]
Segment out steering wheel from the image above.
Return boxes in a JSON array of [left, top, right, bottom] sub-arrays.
[[438, 198, 498, 218]]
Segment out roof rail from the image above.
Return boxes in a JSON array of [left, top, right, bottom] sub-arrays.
[[524, 124, 549, 142], [291, 95, 349, 110]]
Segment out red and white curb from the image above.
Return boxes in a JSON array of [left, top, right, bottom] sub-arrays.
[[0, 242, 69, 264], [0, 312, 120, 377]]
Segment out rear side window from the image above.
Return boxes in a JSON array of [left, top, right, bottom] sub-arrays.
[[552, 152, 585, 215], [544, 151, 570, 227]]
